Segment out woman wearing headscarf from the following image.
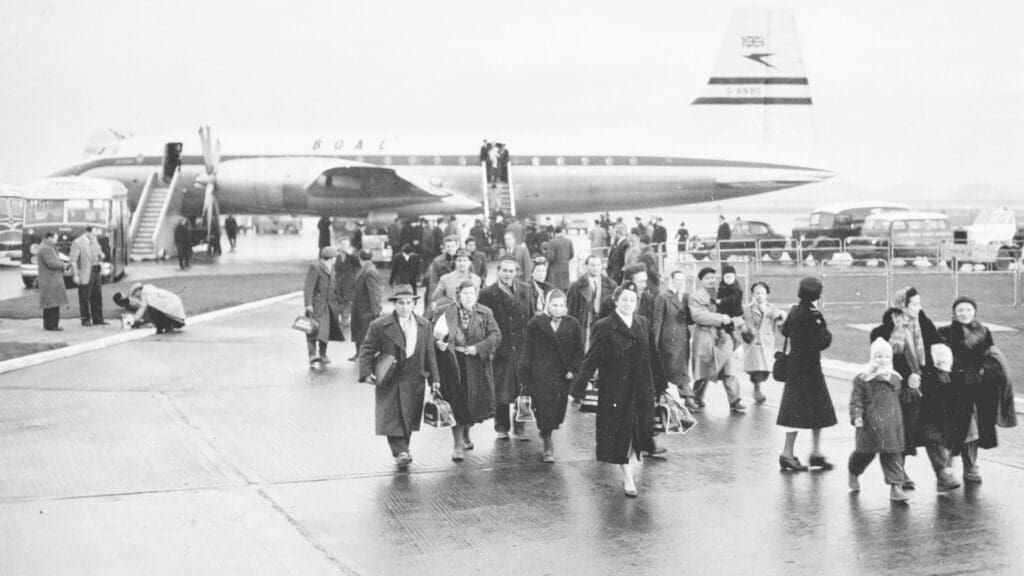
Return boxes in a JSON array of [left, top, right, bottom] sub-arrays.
[[936, 296, 1017, 485], [520, 290, 585, 463], [432, 279, 502, 462], [571, 282, 668, 497], [777, 277, 837, 471], [868, 286, 944, 489]]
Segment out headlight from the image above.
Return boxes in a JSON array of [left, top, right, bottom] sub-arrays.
[[29, 243, 40, 255]]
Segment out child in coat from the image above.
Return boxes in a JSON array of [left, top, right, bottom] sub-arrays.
[[716, 265, 744, 336], [848, 338, 911, 502], [741, 281, 784, 404]]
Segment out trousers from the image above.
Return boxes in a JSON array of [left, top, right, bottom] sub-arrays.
[[848, 451, 907, 485], [693, 375, 741, 404], [387, 435, 411, 456], [77, 265, 103, 323], [42, 307, 61, 330], [925, 441, 979, 475]]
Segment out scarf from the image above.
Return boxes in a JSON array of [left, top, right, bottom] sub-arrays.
[[456, 303, 472, 331], [906, 314, 926, 368]]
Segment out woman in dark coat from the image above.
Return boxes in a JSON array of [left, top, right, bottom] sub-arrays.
[[520, 290, 585, 463], [303, 247, 344, 366], [778, 277, 837, 472], [936, 296, 1017, 485], [571, 282, 668, 497], [432, 280, 502, 462], [528, 256, 554, 316], [357, 284, 440, 469]]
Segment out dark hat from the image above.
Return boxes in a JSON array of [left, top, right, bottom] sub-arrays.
[[798, 276, 823, 302], [952, 295, 977, 313], [698, 267, 717, 280], [613, 282, 639, 302], [358, 250, 373, 261], [388, 284, 419, 301], [320, 246, 339, 259], [721, 264, 736, 276], [454, 249, 471, 260]]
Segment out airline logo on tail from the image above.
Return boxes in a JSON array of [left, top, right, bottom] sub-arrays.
[[692, 7, 812, 106]]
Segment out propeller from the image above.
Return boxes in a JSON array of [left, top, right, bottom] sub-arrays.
[[196, 126, 222, 240]]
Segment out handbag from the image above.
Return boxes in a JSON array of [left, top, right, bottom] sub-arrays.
[[662, 393, 697, 435], [578, 382, 599, 413], [423, 389, 456, 428], [292, 314, 319, 336], [373, 353, 397, 387], [514, 395, 536, 423], [772, 337, 789, 382]]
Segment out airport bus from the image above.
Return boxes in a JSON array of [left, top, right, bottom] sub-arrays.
[[20, 177, 129, 288], [0, 185, 25, 265]]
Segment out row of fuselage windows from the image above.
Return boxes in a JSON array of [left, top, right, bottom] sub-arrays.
[[343, 155, 660, 167]]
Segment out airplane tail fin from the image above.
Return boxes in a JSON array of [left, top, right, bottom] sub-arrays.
[[690, 7, 815, 141]]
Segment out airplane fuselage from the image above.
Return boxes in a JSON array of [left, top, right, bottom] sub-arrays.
[[51, 132, 834, 220]]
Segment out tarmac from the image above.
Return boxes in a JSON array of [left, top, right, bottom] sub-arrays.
[[2, 291, 1024, 575]]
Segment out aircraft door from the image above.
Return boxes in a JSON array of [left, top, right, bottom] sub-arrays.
[[162, 142, 183, 182]]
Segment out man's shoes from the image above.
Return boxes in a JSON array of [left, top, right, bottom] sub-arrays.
[[644, 444, 668, 459], [779, 455, 808, 471], [320, 355, 331, 365], [684, 397, 701, 413], [81, 320, 92, 327], [495, 430, 510, 440], [93, 321, 109, 326], [44, 327, 63, 332], [808, 454, 835, 470], [937, 469, 961, 491], [890, 484, 909, 503], [902, 477, 916, 490], [963, 470, 983, 484], [730, 401, 746, 414], [308, 356, 321, 366], [848, 473, 860, 492], [395, 452, 412, 470]]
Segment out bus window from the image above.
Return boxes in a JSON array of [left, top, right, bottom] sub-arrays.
[[66, 199, 109, 225], [0, 199, 9, 220], [10, 198, 22, 221], [25, 200, 65, 225]]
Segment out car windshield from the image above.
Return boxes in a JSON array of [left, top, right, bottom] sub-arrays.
[[24, 199, 109, 226]]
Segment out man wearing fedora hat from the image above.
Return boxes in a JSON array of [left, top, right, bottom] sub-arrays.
[[358, 284, 440, 469]]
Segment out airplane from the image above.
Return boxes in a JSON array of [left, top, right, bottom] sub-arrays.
[[48, 7, 833, 232]]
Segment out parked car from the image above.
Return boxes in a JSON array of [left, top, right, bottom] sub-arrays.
[[252, 215, 303, 234], [692, 220, 790, 260], [846, 211, 953, 263], [791, 202, 910, 262]]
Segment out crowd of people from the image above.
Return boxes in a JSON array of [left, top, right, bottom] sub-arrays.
[[305, 221, 1016, 500]]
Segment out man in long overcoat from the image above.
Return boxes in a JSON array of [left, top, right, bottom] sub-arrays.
[[478, 256, 533, 438], [304, 247, 344, 364], [37, 231, 69, 331], [357, 284, 441, 469], [317, 216, 332, 250], [350, 250, 383, 358], [547, 226, 574, 290], [567, 254, 617, 352], [606, 224, 629, 284], [653, 270, 693, 405], [689, 267, 743, 412]]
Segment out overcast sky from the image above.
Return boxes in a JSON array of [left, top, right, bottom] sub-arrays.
[[1, 0, 1022, 191]]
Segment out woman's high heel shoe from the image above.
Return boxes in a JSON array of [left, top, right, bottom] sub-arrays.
[[779, 455, 809, 471]]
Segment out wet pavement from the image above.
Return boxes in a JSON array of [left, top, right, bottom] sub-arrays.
[[2, 294, 1023, 575]]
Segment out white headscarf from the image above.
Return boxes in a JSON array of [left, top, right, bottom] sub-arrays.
[[861, 338, 896, 382]]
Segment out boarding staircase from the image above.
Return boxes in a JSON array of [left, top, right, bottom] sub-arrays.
[[128, 168, 184, 261], [480, 152, 516, 220]]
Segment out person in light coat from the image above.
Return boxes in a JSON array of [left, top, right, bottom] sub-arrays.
[[113, 283, 186, 334], [357, 284, 441, 470], [69, 226, 106, 326], [689, 267, 743, 413], [742, 282, 785, 404]]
